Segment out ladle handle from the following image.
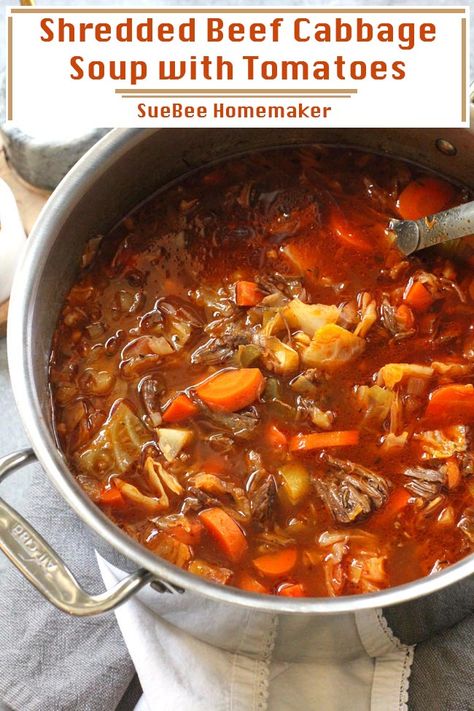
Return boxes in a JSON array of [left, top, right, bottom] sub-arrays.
[[390, 200, 474, 256]]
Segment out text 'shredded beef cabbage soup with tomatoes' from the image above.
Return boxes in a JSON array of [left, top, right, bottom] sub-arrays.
[[50, 146, 474, 598]]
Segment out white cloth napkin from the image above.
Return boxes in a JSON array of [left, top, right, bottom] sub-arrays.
[[98, 556, 413, 711]]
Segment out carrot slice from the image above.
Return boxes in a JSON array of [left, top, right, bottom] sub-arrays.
[[235, 281, 263, 307], [265, 423, 288, 449], [253, 548, 297, 577], [99, 485, 125, 507], [424, 383, 474, 427], [195, 368, 265, 412], [278, 583, 305, 597], [290, 430, 359, 452], [445, 457, 461, 490], [372, 487, 411, 526], [162, 393, 198, 423], [328, 207, 371, 252], [397, 177, 455, 220], [238, 573, 269, 594], [199, 507, 248, 563], [404, 281, 433, 312]]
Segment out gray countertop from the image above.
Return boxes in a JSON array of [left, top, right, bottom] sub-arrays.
[[0, 336, 30, 555]]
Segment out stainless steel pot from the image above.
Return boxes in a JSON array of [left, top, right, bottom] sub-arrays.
[[3, 126, 474, 617]]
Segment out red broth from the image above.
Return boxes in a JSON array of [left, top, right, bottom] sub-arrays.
[[49, 145, 474, 597]]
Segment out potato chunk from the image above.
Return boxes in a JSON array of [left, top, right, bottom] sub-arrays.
[[157, 427, 194, 462]]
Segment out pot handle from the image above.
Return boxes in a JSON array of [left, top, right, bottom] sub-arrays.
[[0, 448, 153, 616]]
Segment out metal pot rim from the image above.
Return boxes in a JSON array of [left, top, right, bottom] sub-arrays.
[[7, 127, 474, 614]]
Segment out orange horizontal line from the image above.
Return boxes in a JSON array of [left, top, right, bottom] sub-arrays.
[[116, 88, 358, 95]]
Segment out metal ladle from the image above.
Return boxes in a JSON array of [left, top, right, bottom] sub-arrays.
[[390, 200, 474, 256]]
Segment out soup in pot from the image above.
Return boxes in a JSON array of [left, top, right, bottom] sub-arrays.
[[49, 145, 474, 597]]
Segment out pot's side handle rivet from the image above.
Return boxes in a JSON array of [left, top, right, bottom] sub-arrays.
[[435, 138, 457, 156]]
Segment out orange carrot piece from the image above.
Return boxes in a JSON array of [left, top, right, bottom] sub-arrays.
[[235, 281, 263, 307], [397, 177, 455, 220], [265, 423, 288, 449], [238, 573, 269, 594], [99, 485, 125, 507], [162, 393, 198, 423], [404, 281, 433, 312], [373, 487, 411, 526], [199, 507, 248, 563], [425, 383, 474, 427], [278, 583, 305, 597], [290, 430, 359, 452], [195, 368, 265, 412], [253, 548, 297, 577], [328, 207, 371, 253], [445, 457, 461, 490]]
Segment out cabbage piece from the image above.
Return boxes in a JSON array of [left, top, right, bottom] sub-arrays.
[[145, 457, 184, 508], [380, 431, 409, 455], [377, 363, 433, 390], [147, 532, 192, 567], [188, 559, 233, 584], [166, 317, 192, 350], [75, 401, 149, 477], [257, 336, 299, 375], [302, 324, 365, 371], [414, 425, 467, 459], [353, 293, 377, 339], [356, 385, 393, 427], [358, 556, 387, 593], [122, 335, 173, 359], [283, 298, 340, 337], [458, 507, 474, 543], [432, 361, 472, 378], [114, 478, 165, 513], [309, 405, 333, 430]]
